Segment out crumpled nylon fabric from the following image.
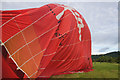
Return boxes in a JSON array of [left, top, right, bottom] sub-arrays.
[[0, 4, 93, 78]]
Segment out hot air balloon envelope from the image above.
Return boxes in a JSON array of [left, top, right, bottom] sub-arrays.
[[1, 4, 93, 78]]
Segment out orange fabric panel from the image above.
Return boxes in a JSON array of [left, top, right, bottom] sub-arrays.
[[22, 25, 37, 43], [21, 59, 37, 77], [4, 33, 26, 55], [28, 39, 41, 56], [12, 46, 32, 66]]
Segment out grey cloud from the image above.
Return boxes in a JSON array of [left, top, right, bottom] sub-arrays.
[[93, 27, 118, 45], [98, 47, 109, 52]]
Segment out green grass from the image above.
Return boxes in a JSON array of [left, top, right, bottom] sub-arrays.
[[50, 62, 119, 78]]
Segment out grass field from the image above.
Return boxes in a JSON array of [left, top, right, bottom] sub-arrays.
[[50, 62, 119, 78]]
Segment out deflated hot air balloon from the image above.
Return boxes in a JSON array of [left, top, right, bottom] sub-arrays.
[[0, 3, 93, 79]]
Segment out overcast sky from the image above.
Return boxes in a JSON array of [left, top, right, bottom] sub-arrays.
[[1, 1, 119, 55]]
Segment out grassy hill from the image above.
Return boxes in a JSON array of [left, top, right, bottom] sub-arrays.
[[92, 51, 120, 62], [104, 51, 120, 58]]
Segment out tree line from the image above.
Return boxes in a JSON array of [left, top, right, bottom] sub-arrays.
[[92, 56, 120, 63]]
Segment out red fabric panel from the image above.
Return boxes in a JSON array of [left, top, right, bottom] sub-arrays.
[[2, 56, 18, 78], [1, 46, 25, 78]]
